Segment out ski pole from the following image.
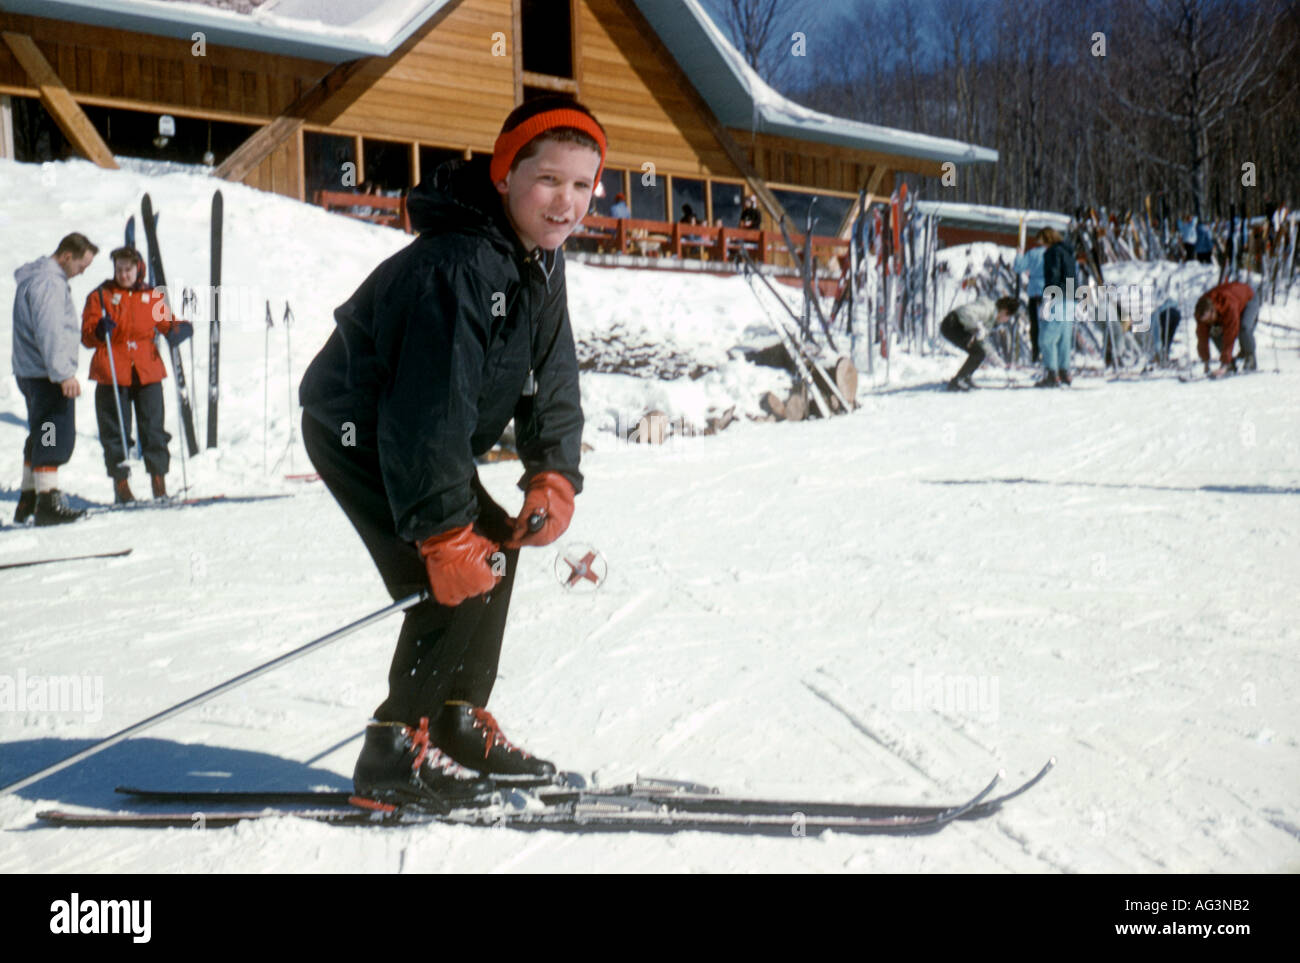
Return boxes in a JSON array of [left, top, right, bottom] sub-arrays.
[[167, 332, 189, 496], [97, 292, 134, 473], [0, 591, 430, 797], [284, 302, 295, 474], [263, 301, 273, 474]]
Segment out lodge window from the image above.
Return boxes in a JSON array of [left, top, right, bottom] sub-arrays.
[[304, 131, 357, 197], [419, 145, 463, 183], [629, 170, 666, 220], [361, 137, 412, 193], [671, 177, 706, 224], [772, 188, 854, 234], [711, 182, 745, 227], [594, 168, 627, 216], [521, 0, 574, 80]]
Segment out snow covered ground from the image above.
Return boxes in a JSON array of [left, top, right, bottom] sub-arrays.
[[2, 159, 1298, 872]]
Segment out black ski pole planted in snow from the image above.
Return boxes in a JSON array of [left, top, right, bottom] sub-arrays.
[[207, 190, 223, 450]]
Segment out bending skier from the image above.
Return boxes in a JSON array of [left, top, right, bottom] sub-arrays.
[[940, 297, 1018, 390], [1194, 281, 1258, 377], [299, 96, 599, 809]]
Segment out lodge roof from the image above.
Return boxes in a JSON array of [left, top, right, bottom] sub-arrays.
[[9, 0, 997, 167]]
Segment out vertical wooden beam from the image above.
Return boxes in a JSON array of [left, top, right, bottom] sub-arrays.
[[410, 140, 420, 188], [1, 32, 116, 168], [294, 125, 306, 202], [0, 95, 15, 159], [570, 0, 582, 94], [511, 0, 523, 105], [353, 133, 364, 185]]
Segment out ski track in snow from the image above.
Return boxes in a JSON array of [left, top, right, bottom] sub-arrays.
[[1, 160, 1299, 872]]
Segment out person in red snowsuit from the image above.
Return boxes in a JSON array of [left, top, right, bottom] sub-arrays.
[[1194, 281, 1258, 377], [80, 246, 192, 502]]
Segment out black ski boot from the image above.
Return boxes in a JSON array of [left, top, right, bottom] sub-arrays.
[[352, 718, 496, 812], [945, 378, 968, 392], [1034, 370, 1059, 388], [959, 375, 979, 390], [114, 478, 135, 505], [436, 704, 557, 781], [1057, 369, 1072, 386], [13, 490, 36, 524], [34, 490, 85, 526]]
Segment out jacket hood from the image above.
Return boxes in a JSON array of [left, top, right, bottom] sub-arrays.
[[14, 256, 64, 285], [406, 157, 524, 259]]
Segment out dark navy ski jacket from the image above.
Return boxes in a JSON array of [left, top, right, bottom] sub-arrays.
[[300, 157, 584, 543]]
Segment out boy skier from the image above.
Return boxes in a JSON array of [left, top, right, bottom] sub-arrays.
[[299, 97, 601, 809]]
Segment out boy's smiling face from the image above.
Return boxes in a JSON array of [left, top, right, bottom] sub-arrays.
[[495, 138, 600, 252]]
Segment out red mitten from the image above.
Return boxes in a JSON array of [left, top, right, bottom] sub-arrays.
[[418, 524, 502, 606], [506, 471, 575, 548]]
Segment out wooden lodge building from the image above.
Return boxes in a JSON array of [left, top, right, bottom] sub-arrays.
[[0, 0, 998, 267]]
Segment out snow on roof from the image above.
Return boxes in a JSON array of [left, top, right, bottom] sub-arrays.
[[634, 0, 998, 168], [5, 0, 450, 61], [915, 200, 1071, 232]]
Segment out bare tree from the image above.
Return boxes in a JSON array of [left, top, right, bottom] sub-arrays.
[[719, 0, 815, 88], [1092, 0, 1294, 216]]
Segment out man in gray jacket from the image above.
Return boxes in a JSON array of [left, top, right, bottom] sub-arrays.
[[12, 232, 98, 525]]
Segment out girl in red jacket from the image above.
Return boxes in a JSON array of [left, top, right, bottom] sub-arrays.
[[81, 246, 192, 502]]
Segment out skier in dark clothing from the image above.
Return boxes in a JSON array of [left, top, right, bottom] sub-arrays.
[[1037, 227, 1077, 387], [299, 96, 602, 810]]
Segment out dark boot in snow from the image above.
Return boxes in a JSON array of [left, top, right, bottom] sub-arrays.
[[436, 704, 557, 781], [1057, 369, 1072, 386], [351, 718, 495, 812], [114, 478, 135, 505], [1034, 371, 1059, 388], [151, 474, 167, 499], [34, 490, 85, 526], [13, 489, 36, 524]]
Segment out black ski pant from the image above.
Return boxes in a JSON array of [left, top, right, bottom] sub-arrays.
[[1156, 305, 1181, 360], [94, 372, 170, 480], [940, 313, 986, 382], [302, 412, 519, 726], [17, 376, 76, 468], [1027, 296, 1042, 362]]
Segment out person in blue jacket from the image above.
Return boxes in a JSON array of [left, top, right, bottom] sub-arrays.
[[1013, 229, 1049, 363], [1037, 227, 1077, 387]]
